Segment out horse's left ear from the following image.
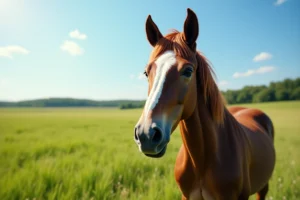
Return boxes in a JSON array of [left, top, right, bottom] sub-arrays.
[[183, 8, 199, 51], [146, 15, 163, 47]]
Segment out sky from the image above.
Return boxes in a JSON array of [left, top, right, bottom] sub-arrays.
[[0, 0, 299, 101]]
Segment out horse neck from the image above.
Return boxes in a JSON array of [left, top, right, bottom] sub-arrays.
[[179, 99, 218, 179]]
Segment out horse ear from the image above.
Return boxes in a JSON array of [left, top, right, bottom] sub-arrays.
[[146, 15, 163, 47], [183, 8, 199, 50]]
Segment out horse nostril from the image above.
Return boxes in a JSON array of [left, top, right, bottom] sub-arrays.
[[152, 128, 163, 143], [134, 128, 139, 141]]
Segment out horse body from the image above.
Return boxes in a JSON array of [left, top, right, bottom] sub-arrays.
[[134, 8, 276, 200], [175, 107, 275, 199]]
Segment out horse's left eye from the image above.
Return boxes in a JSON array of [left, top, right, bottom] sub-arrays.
[[182, 67, 194, 78]]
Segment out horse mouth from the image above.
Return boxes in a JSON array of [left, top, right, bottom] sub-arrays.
[[145, 145, 167, 158]]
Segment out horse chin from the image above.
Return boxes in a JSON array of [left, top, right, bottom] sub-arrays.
[[145, 146, 167, 158]]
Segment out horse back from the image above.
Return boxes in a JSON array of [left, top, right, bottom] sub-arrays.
[[228, 106, 274, 140]]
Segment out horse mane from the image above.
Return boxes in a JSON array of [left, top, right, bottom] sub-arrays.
[[150, 30, 225, 124]]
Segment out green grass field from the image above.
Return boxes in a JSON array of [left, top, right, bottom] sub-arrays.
[[0, 101, 299, 200]]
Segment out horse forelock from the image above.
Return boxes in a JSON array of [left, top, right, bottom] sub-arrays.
[[150, 30, 193, 61], [150, 30, 225, 124]]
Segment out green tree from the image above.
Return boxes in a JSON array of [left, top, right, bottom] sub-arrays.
[[236, 91, 252, 103], [291, 87, 300, 100], [253, 88, 275, 102], [275, 89, 290, 101], [222, 90, 238, 104]]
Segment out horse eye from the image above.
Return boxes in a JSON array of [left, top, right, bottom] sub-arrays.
[[182, 67, 194, 78], [144, 71, 148, 77]]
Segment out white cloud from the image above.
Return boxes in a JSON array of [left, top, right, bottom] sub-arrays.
[[60, 40, 84, 56], [233, 66, 276, 78], [255, 66, 276, 73], [253, 52, 273, 62], [218, 80, 229, 86], [69, 29, 87, 40], [274, 0, 288, 6], [130, 73, 147, 80], [0, 45, 29, 59]]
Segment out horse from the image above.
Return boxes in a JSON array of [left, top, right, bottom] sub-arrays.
[[134, 8, 275, 200]]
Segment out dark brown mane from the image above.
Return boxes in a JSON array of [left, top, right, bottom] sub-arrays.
[[196, 51, 225, 124], [151, 30, 225, 124]]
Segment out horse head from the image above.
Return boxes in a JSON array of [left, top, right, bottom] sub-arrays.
[[134, 8, 223, 158]]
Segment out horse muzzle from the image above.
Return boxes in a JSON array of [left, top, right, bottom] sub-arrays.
[[134, 123, 170, 158]]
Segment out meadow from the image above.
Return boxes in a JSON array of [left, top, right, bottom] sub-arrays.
[[0, 101, 299, 200]]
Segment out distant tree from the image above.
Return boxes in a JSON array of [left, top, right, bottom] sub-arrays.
[[282, 78, 295, 91], [275, 89, 290, 101], [291, 87, 300, 100], [222, 90, 238, 104], [221, 78, 300, 104], [236, 91, 252, 103], [119, 102, 145, 109], [295, 78, 300, 87], [253, 89, 275, 102]]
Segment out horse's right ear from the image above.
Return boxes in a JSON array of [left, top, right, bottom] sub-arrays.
[[183, 8, 199, 51], [146, 15, 163, 47]]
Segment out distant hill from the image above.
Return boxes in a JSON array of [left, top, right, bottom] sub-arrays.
[[0, 98, 145, 109]]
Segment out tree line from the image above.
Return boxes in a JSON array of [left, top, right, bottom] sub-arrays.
[[0, 98, 145, 108], [119, 102, 145, 109], [0, 78, 299, 108], [221, 77, 300, 104], [119, 78, 300, 108]]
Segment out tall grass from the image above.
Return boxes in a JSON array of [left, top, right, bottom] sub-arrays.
[[0, 101, 299, 199]]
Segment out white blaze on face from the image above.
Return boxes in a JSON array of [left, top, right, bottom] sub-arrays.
[[144, 51, 176, 118]]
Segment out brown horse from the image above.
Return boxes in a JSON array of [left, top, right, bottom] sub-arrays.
[[134, 8, 275, 200]]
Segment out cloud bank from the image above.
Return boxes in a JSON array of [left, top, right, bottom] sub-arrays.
[[233, 66, 276, 78], [0, 45, 29, 58]]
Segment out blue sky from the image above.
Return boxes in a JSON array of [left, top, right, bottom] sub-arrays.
[[0, 0, 299, 101]]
